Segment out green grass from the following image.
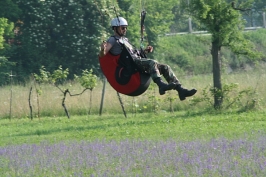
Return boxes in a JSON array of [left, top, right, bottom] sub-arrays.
[[1, 111, 266, 176], [1, 110, 265, 146], [0, 62, 265, 118]]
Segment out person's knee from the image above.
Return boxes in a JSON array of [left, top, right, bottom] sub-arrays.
[[163, 64, 171, 70], [149, 59, 158, 67]]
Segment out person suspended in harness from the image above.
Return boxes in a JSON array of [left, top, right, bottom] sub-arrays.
[[99, 17, 197, 101]]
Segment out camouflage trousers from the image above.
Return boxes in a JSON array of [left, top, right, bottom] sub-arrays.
[[134, 58, 180, 84]]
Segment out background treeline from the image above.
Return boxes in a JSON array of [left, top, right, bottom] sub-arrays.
[[155, 29, 266, 76], [0, 0, 266, 85]]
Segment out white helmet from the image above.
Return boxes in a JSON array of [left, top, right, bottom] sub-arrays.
[[111, 17, 128, 27]]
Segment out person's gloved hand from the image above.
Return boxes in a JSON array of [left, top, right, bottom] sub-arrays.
[[100, 41, 107, 51], [145, 45, 153, 53]]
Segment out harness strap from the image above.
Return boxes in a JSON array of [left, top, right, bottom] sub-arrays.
[[111, 36, 141, 60]]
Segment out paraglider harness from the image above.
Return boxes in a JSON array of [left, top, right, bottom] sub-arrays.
[[113, 36, 146, 82], [99, 10, 151, 96]]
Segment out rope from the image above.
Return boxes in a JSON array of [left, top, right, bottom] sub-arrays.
[[140, 0, 148, 49], [140, 0, 146, 11]]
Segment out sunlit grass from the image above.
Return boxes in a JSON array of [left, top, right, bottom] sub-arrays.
[[0, 65, 265, 118], [1, 111, 266, 146], [0, 111, 266, 176]]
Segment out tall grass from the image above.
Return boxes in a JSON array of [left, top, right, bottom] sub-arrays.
[[0, 65, 265, 118]]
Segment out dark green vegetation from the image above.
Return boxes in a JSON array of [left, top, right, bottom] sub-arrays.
[[0, 0, 265, 84], [155, 29, 266, 75], [1, 111, 265, 146]]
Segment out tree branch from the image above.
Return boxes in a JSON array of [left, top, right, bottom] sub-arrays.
[[231, 2, 251, 12]]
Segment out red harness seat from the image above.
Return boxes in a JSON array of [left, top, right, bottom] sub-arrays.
[[99, 52, 151, 96]]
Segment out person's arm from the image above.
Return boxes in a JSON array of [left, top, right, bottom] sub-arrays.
[[99, 41, 112, 58]]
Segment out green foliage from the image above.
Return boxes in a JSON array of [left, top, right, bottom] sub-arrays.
[[145, 83, 161, 113], [11, 0, 112, 78], [116, 0, 140, 45], [33, 66, 50, 84], [141, 0, 177, 47], [74, 69, 97, 90], [190, 83, 260, 111], [244, 29, 266, 61], [153, 29, 266, 76], [187, 0, 262, 108], [190, 0, 261, 59], [50, 66, 69, 85], [118, 0, 178, 48], [171, 1, 191, 32], [0, 57, 9, 67], [163, 91, 179, 112], [0, 67, 265, 118], [0, 0, 21, 21], [0, 18, 14, 49], [236, 0, 266, 27], [33, 65, 69, 118], [0, 18, 16, 84], [33, 65, 98, 118], [0, 0, 264, 89], [34, 65, 68, 86], [155, 34, 213, 75]]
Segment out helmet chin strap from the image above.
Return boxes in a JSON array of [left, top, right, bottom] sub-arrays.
[[115, 27, 124, 37]]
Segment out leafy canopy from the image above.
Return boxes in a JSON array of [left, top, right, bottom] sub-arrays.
[[0, 18, 14, 50], [190, 0, 260, 59]]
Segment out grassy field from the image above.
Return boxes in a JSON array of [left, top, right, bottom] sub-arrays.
[[1, 30, 266, 176], [1, 111, 266, 176], [1, 111, 266, 146], [0, 64, 266, 176], [0, 65, 265, 118]]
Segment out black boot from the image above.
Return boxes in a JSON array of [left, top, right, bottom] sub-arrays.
[[175, 84, 197, 101], [154, 78, 177, 95]]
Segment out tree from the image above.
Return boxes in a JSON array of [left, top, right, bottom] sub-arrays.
[[0, 18, 13, 50], [248, 0, 266, 27], [0, 18, 15, 84], [34, 66, 97, 118], [0, 0, 21, 21], [190, 0, 260, 109], [74, 69, 97, 115], [171, 1, 192, 33], [228, 0, 266, 27], [117, 0, 177, 49], [10, 0, 113, 81]]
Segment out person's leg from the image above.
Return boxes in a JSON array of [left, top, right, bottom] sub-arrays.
[[157, 63, 197, 101], [157, 63, 180, 84], [134, 58, 176, 95]]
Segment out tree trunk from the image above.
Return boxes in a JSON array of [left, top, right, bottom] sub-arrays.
[[211, 40, 223, 109]]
